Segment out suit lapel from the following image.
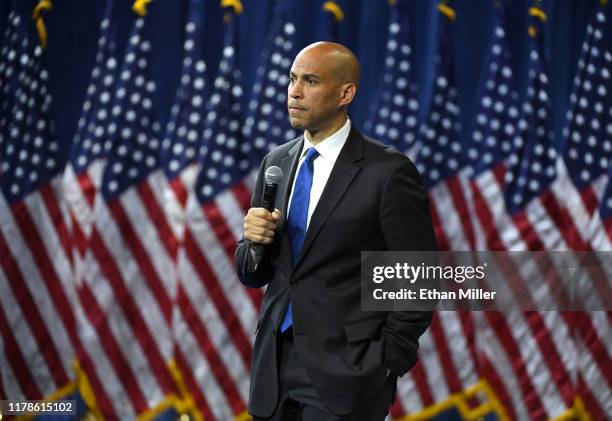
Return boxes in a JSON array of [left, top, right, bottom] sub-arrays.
[[276, 137, 303, 271], [294, 127, 364, 269]]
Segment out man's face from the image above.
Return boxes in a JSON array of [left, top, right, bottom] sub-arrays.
[[287, 49, 344, 133]]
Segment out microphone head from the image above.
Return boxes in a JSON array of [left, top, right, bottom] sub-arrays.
[[264, 166, 283, 185]]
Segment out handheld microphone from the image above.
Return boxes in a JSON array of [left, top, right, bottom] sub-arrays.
[[251, 166, 284, 257], [262, 166, 283, 212]]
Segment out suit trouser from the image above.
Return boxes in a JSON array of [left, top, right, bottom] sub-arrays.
[[253, 329, 396, 421]]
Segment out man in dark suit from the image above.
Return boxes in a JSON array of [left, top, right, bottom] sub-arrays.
[[235, 42, 436, 421]]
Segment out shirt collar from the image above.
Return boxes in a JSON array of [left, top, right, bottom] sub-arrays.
[[300, 118, 351, 165]]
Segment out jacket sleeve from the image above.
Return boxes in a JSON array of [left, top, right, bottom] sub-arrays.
[[235, 155, 275, 288], [379, 158, 437, 377]]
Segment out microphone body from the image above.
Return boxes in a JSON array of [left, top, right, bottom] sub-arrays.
[[261, 181, 278, 212], [252, 166, 283, 257]]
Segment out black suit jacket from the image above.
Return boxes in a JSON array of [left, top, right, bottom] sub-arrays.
[[235, 126, 437, 417]]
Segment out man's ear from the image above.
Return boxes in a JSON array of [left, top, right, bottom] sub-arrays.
[[339, 82, 356, 107]]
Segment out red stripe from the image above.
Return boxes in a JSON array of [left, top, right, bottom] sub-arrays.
[[574, 312, 612, 389], [89, 227, 177, 396], [409, 360, 434, 407], [577, 373, 607, 421], [430, 313, 463, 393], [171, 177, 189, 210], [0, 303, 41, 398], [13, 195, 79, 341], [509, 215, 579, 407], [107, 199, 173, 323], [174, 347, 215, 421], [456, 311, 480, 410], [484, 312, 547, 420], [475, 180, 576, 409], [177, 286, 247, 414], [77, 171, 97, 208], [70, 212, 88, 256], [40, 184, 73, 268], [231, 182, 253, 214], [603, 216, 612, 239], [65, 209, 127, 419], [429, 199, 450, 251], [183, 228, 253, 369], [468, 181, 549, 418], [0, 228, 69, 388], [203, 201, 262, 309], [539, 189, 590, 250], [73, 346, 117, 420], [579, 185, 599, 217], [78, 282, 147, 413], [478, 351, 517, 420], [137, 180, 179, 262], [389, 397, 406, 419], [445, 175, 476, 249], [37, 187, 117, 418]]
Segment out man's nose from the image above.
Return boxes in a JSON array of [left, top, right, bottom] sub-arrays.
[[288, 81, 302, 98]]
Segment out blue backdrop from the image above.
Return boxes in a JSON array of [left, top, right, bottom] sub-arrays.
[[0, 0, 610, 166]]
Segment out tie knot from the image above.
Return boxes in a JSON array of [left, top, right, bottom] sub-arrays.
[[305, 147, 319, 163]]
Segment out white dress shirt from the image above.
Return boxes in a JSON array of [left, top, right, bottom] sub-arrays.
[[287, 118, 351, 228], [248, 118, 351, 268]]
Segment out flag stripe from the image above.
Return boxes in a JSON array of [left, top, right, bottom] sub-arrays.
[[575, 312, 612, 389], [173, 315, 234, 421], [478, 351, 518, 420], [419, 330, 450, 403], [40, 182, 73, 265], [0, 226, 69, 388], [173, 348, 216, 420], [395, 374, 423, 413], [0, 271, 44, 398], [408, 360, 434, 408], [88, 227, 175, 395], [429, 313, 462, 393], [484, 311, 547, 418], [137, 176, 180, 264], [78, 279, 146, 414], [203, 200, 262, 309], [577, 373, 607, 420], [183, 228, 253, 368], [176, 285, 247, 414], [472, 179, 576, 415], [108, 198, 173, 323]]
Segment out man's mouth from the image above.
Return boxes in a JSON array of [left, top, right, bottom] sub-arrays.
[[288, 106, 306, 116]]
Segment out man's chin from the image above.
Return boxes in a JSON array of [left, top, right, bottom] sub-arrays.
[[289, 118, 305, 130]]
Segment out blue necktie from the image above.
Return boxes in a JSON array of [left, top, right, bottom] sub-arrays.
[[280, 147, 318, 332]]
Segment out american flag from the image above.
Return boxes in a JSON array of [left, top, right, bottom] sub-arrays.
[[552, 3, 612, 417], [363, 0, 420, 160], [589, 167, 612, 250], [243, 0, 297, 163], [390, 3, 481, 418], [160, 0, 213, 419], [161, 0, 208, 223], [177, 5, 255, 419], [465, 4, 574, 420], [67, 2, 181, 418], [554, 3, 612, 251], [0, 0, 93, 410]]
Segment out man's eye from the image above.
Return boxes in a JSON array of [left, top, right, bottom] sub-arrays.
[[307, 79, 317, 85]]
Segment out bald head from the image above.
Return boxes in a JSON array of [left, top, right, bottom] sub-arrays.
[[287, 42, 360, 144], [296, 42, 360, 88]]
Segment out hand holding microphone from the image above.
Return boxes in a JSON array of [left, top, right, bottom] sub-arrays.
[[243, 166, 283, 246]]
